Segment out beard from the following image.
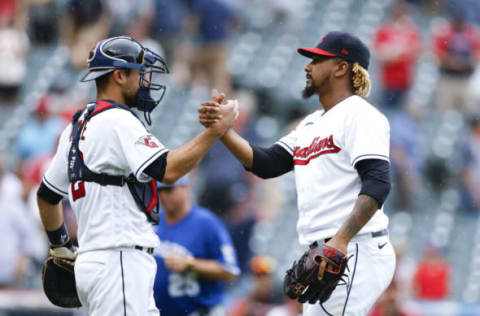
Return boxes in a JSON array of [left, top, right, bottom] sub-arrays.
[[302, 74, 331, 99], [123, 90, 138, 108], [302, 83, 316, 99]]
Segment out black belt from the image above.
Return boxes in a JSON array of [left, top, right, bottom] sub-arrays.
[[321, 229, 388, 244], [134, 245, 154, 255]]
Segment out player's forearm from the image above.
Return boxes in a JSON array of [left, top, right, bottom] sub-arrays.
[[37, 197, 64, 231], [333, 194, 379, 244], [220, 129, 254, 169], [190, 258, 237, 282], [163, 129, 221, 184]]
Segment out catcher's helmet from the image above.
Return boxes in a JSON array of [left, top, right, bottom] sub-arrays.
[[80, 36, 169, 124]]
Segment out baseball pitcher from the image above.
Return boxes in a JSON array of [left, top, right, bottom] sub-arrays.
[[199, 31, 396, 316]]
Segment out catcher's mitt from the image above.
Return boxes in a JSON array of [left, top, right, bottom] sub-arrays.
[[283, 242, 348, 305], [42, 256, 82, 308]]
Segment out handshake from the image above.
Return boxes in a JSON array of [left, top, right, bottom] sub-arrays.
[[198, 89, 239, 137]]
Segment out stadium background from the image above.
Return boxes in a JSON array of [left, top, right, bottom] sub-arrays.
[[1, 0, 480, 315]]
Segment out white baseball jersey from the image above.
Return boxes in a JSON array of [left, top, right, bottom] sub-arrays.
[[43, 105, 167, 253], [276, 95, 390, 246]]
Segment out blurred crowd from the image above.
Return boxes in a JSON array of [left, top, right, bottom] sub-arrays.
[[2, 0, 480, 315]]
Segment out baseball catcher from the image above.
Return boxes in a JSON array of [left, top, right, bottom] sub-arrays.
[[284, 242, 349, 312], [36, 36, 238, 315]]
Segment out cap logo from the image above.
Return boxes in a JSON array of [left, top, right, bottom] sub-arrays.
[[341, 48, 349, 55]]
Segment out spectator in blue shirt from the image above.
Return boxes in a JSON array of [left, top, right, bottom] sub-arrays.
[[15, 96, 66, 162], [459, 117, 480, 214], [188, 0, 236, 94], [0, 156, 47, 287], [153, 175, 239, 316], [151, 0, 185, 64]]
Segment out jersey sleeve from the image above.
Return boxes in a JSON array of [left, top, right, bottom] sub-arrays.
[[275, 129, 296, 156], [344, 109, 390, 166], [206, 214, 240, 276], [42, 125, 72, 197], [113, 111, 169, 182], [275, 122, 303, 156], [275, 113, 317, 155]]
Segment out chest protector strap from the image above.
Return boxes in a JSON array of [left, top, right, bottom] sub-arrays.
[[67, 100, 159, 224]]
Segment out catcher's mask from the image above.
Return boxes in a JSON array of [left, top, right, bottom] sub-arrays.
[[80, 36, 169, 125]]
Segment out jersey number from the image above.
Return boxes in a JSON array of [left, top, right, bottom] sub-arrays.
[[72, 181, 86, 201], [168, 273, 200, 297]]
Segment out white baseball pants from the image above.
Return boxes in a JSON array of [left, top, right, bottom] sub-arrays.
[[303, 233, 396, 316], [75, 248, 159, 316]]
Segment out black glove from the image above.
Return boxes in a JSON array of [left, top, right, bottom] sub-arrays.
[[42, 238, 81, 308], [283, 242, 347, 304]]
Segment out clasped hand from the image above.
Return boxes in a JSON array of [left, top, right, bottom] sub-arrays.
[[198, 90, 238, 134]]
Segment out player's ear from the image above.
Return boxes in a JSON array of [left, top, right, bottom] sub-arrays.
[[333, 60, 349, 78], [112, 69, 127, 85]]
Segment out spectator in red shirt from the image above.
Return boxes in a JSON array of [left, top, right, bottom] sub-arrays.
[[0, 0, 15, 25], [369, 281, 421, 316], [413, 244, 451, 300], [373, 1, 421, 110], [432, 3, 480, 115]]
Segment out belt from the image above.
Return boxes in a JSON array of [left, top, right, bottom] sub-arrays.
[[320, 229, 388, 245], [371, 229, 389, 238], [134, 245, 154, 255]]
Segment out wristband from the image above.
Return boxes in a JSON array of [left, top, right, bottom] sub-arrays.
[[46, 222, 70, 247]]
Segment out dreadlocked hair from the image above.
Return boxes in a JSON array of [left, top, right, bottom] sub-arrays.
[[351, 62, 371, 97]]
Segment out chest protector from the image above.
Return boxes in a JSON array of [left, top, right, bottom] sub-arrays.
[[67, 100, 159, 224]]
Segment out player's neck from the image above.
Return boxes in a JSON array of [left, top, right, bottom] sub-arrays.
[[97, 89, 127, 106], [164, 204, 191, 225], [319, 89, 353, 112]]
